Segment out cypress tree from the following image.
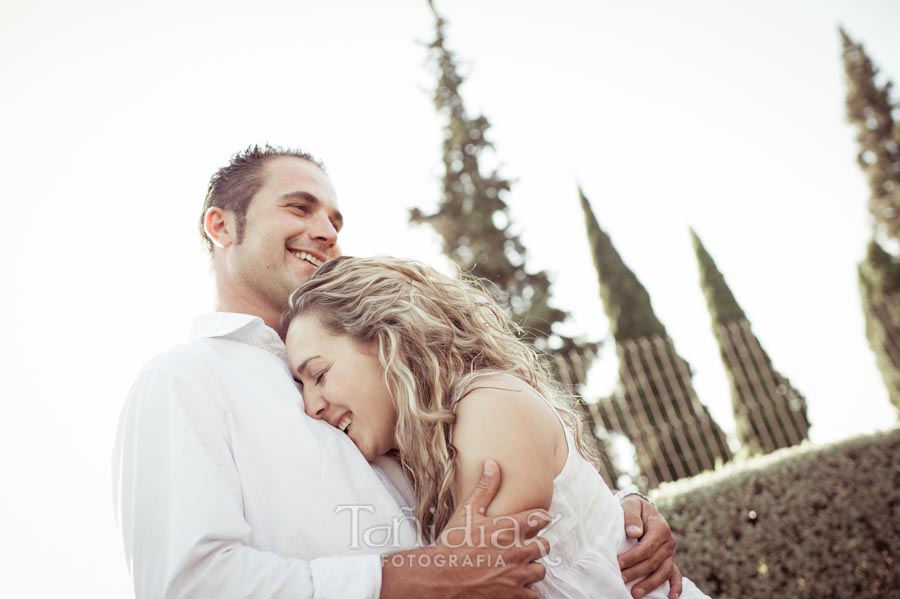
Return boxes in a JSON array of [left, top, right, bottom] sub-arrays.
[[413, 1, 618, 482], [412, 0, 567, 351], [840, 27, 900, 240], [859, 239, 900, 415], [841, 27, 900, 417], [580, 189, 731, 485], [578, 190, 666, 343], [691, 228, 811, 454]]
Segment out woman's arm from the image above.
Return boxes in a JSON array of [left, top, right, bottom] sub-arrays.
[[451, 375, 565, 516]]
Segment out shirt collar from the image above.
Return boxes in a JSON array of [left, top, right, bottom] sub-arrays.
[[189, 312, 287, 361]]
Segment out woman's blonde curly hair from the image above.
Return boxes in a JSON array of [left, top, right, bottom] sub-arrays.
[[283, 256, 599, 542]]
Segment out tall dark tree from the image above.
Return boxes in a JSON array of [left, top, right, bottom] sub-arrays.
[[578, 191, 666, 344], [691, 229, 811, 454], [412, 1, 617, 482], [412, 1, 567, 351], [841, 27, 900, 417], [580, 189, 731, 485], [859, 239, 900, 415], [840, 27, 900, 241]]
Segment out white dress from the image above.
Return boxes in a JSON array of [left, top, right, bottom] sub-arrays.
[[531, 395, 711, 598]]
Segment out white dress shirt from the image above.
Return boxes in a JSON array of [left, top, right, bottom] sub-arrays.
[[113, 313, 418, 599]]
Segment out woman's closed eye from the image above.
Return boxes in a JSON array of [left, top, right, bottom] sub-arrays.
[[314, 364, 332, 386]]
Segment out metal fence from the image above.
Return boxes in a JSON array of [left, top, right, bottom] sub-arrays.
[[549, 321, 809, 490], [866, 292, 900, 408], [715, 319, 809, 453]]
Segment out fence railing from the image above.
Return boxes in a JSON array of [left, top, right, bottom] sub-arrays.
[[547, 322, 809, 491], [866, 292, 900, 410], [600, 336, 731, 489], [716, 319, 809, 453]]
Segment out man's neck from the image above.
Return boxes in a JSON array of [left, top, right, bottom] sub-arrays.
[[215, 290, 287, 339]]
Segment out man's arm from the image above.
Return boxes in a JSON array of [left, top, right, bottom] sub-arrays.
[[113, 365, 382, 599], [617, 494, 682, 599], [114, 365, 549, 599]]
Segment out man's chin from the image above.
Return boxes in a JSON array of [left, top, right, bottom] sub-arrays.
[[287, 254, 320, 279], [277, 279, 302, 305]]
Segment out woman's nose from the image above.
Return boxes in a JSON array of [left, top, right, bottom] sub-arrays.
[[303, 390, 328, 419]]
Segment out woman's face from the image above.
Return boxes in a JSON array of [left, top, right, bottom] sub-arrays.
[[285, 313, 398, 461]]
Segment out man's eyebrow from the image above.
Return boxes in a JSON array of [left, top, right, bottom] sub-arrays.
[[281, 191, 344, 229]]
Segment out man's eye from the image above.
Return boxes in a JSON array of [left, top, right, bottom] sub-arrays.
[[290, 204, 309, 215]]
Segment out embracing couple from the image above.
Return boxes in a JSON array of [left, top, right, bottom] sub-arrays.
[[113, 146, 710, 598]]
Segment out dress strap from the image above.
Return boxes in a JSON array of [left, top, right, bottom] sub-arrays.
[[453, 371, 570, 436], [453, 371, 573, 481]]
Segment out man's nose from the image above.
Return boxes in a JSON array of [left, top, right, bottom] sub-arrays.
[[309, 213, 338, 248], [303, 390, 328, 419]]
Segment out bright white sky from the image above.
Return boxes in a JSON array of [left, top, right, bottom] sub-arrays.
[[2, 0, 898, 595]]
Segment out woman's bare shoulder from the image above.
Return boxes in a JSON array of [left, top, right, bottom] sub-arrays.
[[452, 373, 562, 514]]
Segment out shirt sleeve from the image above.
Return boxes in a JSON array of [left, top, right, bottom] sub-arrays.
[[112, 363, 383, 599]]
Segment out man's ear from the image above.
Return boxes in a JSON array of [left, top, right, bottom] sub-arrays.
[[204, 207, 236, 249]]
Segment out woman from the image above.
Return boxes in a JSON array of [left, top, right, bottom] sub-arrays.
[[283, 256, 709, 599]]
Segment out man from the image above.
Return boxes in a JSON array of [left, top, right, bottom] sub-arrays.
[[114, 145, 682, 598]]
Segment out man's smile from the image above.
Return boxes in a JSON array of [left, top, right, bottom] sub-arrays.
[[290, 249, 325, 268]]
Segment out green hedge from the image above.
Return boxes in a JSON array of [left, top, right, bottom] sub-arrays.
[[652, 427, 900, 599]]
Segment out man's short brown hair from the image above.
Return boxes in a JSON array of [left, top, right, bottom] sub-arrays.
[[199, 144, 325, 252]]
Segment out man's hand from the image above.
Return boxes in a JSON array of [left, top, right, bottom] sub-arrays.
[[617, 495, 682, 599], [381, 459, 551, 599]]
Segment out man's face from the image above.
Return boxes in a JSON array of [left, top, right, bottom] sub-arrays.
[[224, 156, 342, 314]]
